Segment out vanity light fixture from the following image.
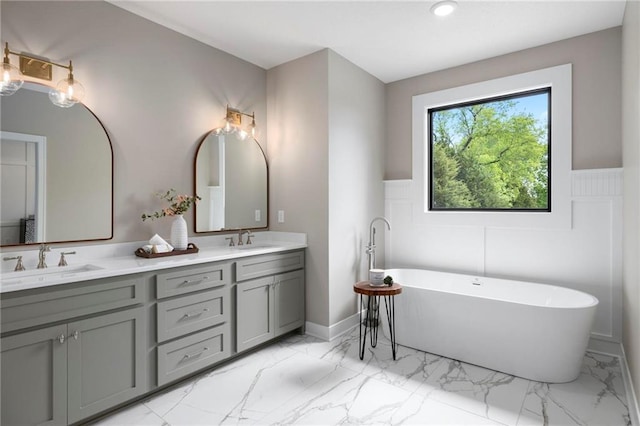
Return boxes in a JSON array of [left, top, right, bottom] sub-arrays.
[[215, 105, 257, 140], [430, 0, 458, 17], [0, 42, 85, 107]]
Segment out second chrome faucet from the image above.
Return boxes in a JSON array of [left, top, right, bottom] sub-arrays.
[[37, 244, 51, 269]]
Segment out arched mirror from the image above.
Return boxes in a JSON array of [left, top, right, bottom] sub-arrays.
[[0, 82, 113, 246], [194, 131, 268, 232]]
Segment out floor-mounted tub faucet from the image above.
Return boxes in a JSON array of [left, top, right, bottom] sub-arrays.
[[366, 217, 390, 270]]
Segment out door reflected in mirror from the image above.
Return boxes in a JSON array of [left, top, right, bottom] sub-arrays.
[[0, 82, 113, 246], [195, 131, 268, 232]]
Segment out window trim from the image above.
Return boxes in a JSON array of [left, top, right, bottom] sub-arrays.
[[411, 64, 572, 229]]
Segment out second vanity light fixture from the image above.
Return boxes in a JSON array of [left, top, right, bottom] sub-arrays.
[[214, 105, 257, 140], [1, 42, 85, 107]]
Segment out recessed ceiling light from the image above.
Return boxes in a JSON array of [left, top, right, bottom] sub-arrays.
[[431, 0, 458, 17]]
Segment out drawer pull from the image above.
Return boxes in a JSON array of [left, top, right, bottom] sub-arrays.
[[179, 276, 211, 286], [182, 347, 209, 360], [181, 308, 209, 319]]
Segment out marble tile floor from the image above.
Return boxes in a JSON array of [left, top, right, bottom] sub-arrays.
[[92, 328, 632, 426]]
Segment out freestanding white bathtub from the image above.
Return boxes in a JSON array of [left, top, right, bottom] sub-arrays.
[[381, 268, 598, 383]]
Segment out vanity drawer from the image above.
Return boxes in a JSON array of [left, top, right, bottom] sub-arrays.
[[1, 276, 144, 333], [156, 263, 230, 299], [157, 286, 229, 343], [235, 250, 305, 282], [157, 323, 230, 386]]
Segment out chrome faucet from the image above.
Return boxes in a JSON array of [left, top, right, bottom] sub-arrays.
[[37, 244, 51, 269], [237, 230, 253, 246], [366, 217, 390, 270]]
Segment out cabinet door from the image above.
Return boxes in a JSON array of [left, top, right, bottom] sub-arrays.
[[67, 307, 145, 424], [1, 325, 68, 426], [275, 269, 305, 336], [236, 276, 274, 352]]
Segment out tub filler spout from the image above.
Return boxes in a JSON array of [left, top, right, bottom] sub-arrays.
[[366, 217, 390, 270]]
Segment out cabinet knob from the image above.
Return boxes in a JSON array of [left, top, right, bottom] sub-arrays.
[[57, 331, 79, 344]]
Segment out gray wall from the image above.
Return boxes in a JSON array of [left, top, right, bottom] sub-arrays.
[[267, 49, 386, 329], [385, 27, 622, 180], [623, 0, 640, 408], [327, 50, 386, 326], [267, 50, 330, 327], [1, 1, 267, 242]]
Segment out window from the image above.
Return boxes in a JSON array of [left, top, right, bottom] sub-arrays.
[[429, 88, 551, 211], [411, 64, 572, 229]]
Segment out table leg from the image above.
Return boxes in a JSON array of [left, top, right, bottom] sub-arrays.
[[383, 295, 397, 360], [369, 296, 380, 348], [358, 293, 368, 360]]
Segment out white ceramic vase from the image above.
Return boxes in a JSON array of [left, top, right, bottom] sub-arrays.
[[170, 214, 188, 250]]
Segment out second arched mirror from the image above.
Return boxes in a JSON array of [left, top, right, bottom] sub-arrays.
[[194, 131, 268, 232]]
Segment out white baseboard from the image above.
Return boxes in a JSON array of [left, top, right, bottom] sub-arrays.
[[621, 344, 640, 426], [305, 312, 359, 341], [587, 338, 639, 426], [588, 336, 623, 356]]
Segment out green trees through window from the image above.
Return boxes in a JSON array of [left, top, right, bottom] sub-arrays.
[[429, 88, 550, 211]]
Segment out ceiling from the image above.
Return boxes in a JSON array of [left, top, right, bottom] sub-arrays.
[[110, 0, 627, 83]]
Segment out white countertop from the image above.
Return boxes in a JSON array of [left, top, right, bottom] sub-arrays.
[[0, 232, 306, 294]]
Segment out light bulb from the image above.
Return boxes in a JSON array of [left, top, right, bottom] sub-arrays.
[[49, 80, 84, 108], [49, 63, 85, 107], [237, 129, 249, 140], [0, 61, 23, 96]]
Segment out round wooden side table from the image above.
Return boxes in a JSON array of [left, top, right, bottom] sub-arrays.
[[353, 281, 402, 360]]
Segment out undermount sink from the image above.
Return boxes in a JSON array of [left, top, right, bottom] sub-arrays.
[[1, 264, 104, 286]]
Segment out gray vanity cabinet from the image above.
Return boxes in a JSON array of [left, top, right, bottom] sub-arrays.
[[0, 248, 305, 425], [0, 275, 146, 426], [0, 307, 145, 426], [235, 251, 305, 352]]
